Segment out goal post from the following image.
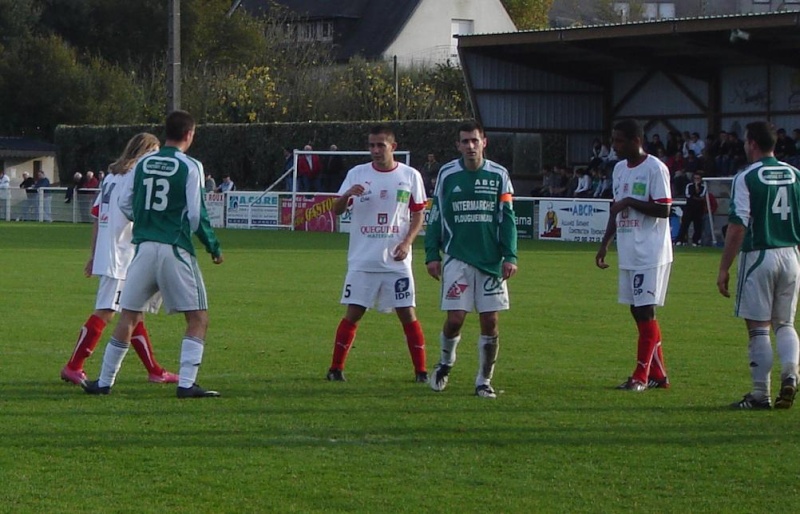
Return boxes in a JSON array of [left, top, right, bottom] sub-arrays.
[[245, 149, 412, 231], [702, 176, 733, 246]]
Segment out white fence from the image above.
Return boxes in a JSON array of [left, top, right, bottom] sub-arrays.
[[0, 187, 98, 223]]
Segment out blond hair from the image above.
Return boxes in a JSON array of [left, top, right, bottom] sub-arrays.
[[108, 133, 160, 175]]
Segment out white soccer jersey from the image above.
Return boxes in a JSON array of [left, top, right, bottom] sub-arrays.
[[91, 172, 136, 279], [612, 154, 673, 270], [338, 162, 427, 272]]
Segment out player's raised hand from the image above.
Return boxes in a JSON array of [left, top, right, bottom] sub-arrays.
[[346, 184, 365, 197]]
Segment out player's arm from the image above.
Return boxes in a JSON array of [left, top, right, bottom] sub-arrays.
[[424, 196, 443, 279], [498, 192, 518, 280], [595, 209, 617, 269], [717, 222, 745, 297], [393, 202, 425, 261], [332, 184, 363, 215], [613, 197, 670, 218], [187, 164, 222, 261]]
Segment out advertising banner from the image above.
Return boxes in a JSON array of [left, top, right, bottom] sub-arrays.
[[515, 199, 534, 239], [281, 194, 337, 232], [204, 192, 226, 228], [225, 192, 281, 228], [538, 199, 609, 243]]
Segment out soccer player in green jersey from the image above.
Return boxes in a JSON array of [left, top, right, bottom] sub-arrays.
[[425, 120, 518, 398], [718, 121, 800, 410], [82, 110, 224, 399]]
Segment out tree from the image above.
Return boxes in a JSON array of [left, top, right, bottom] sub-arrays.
[[500, 0, 554, 30]]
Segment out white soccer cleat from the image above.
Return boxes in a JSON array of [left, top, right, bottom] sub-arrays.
[[429, 363, 451, 392]]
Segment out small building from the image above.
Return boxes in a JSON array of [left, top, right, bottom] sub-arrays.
[[0, 137, 58, 186], [238, 0, 517, 66]]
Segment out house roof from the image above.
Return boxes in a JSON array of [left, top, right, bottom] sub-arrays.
[[458, 10, 800, 83], [239, 0, 424, 60], [0, 137, 57, 159]]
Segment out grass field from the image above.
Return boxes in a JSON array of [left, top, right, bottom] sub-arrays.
[[2, 222, 799, 513]]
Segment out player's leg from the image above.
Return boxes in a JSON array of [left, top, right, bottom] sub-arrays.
[[388, 271, 426, 381], [130, 320, 178, 384], [65, 274, 126, 385], [646, 264, 671, 388], [157, 244, 219, 398], [62, 308, 114, 385], [82, 308, 141, 395], [328, 304, 367, 381], [431, 258, 473, 392], [730, 251, 775, 408], [328, 270, 373, 381], [473, 270, 510, 398], [396, 306, 427, 381], [772, 247, 800, 408], [475, 311, 500, 398]]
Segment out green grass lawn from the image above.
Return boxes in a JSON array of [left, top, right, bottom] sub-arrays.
[[1, 223, 798, 513]]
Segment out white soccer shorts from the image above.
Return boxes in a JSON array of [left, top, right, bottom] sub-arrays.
[[341, 269, 416, 313], [120, 242, 208, 314], [735, 246, 800, 322], [439, 256, 509, 313], [95, 275, 161, 313], [618, 263, 671, 307]]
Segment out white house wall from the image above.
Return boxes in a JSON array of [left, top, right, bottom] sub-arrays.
[[384, 0, 516, 66]]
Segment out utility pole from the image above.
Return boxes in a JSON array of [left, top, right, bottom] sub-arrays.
[[167, 0, 181, 113]]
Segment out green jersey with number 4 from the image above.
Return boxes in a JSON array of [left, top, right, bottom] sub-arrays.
[[729, 157, 800, 252], [121, 146, 220, 258]]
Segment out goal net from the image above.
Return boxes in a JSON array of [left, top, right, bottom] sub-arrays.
[[240, 149, 411, 231]]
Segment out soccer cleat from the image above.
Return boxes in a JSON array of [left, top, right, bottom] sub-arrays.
[[774, 378, 797, 410], [60, 366, 87, 385], [429, 363, 451, 392], [176, 383, 220, 398], [730, 393, 771, 410], [415, 371, 428, 383], [326, 369, 346, 382], [148, 370, 179, 384], [616, 377, 647, 391], [81, 379, 111, 395], [647, 376, 671, 389], [475, 384, 497, 399]]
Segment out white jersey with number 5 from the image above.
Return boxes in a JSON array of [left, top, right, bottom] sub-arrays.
[[612, 154, 673, 270], [91, 172, 136, 279], [338, 162, 426, 273]]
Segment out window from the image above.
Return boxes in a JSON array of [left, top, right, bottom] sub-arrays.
[[643, 2, 675, 20], [451, 19, 474, 58], [613, 2, 630, 22], [284, 20, 334, 43]]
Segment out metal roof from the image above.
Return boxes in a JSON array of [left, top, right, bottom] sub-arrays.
[[458, 11, 800, 84], [0, 137, 57, 159]]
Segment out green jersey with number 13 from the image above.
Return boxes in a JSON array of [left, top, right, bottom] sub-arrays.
[[121, 146, 220, 258]]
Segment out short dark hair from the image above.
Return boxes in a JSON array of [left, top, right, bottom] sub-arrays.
[[458, 120, 485, 137], [369, 124, 395, 140], [745, 121, 777, 153], [612, 119, 643, 141], [165, 110, 195, 141]]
